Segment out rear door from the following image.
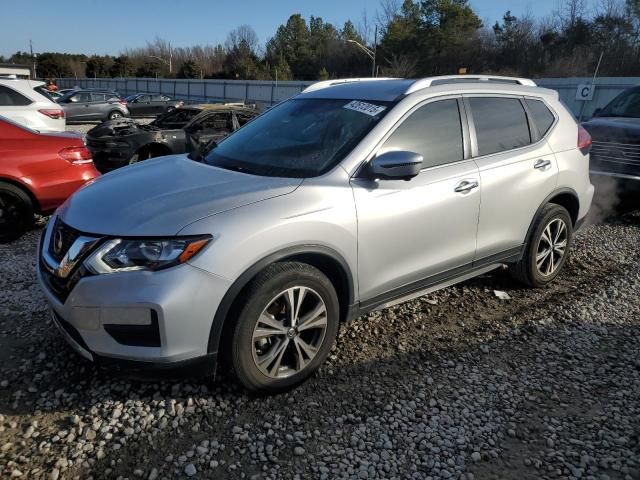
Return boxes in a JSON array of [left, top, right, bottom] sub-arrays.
[[466, 95, 559, 261], [88, 93, 109, 120]]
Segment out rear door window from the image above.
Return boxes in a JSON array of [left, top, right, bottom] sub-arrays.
[[91, 93, 106, 102], [469, 97, 531, 156], [525, 99, 555, 136], [0, 85, 33, 106], [379, 98, 464, 169]]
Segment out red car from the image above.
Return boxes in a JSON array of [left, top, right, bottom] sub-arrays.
[[0, 117, 100, 242]]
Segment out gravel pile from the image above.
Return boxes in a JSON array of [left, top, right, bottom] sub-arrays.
[[0, 208, 639, 480]]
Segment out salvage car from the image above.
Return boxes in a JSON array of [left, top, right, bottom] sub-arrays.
[[37, 76, 594, 392], [86, 104, 257, 173], [125, 93, 184, 117], [0, 116, 99, 242], [582, 86, 640, 185]]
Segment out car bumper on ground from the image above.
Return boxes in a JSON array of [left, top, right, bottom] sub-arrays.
[[36, 227, 231, 378]]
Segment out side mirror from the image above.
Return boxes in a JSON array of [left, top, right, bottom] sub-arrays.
[[368, 151, 423, 181], [592, 108, 602, 117]]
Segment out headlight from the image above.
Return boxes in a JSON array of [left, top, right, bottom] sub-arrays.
[[85, 236, 211, 274]]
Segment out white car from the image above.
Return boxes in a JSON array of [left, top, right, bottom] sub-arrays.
[[0, 79, 66, 131]]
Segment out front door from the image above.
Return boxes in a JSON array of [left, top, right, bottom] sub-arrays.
[[64, 91, 92, 121], [351, 98, 481, 304]]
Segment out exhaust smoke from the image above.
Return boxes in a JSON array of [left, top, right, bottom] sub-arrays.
[[587, 176, 621, 225]]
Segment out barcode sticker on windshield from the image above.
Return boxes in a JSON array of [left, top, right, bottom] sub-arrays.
[[343, 101, 386, 117]]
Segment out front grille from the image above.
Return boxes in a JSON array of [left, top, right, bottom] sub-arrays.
[[40, 255, 93, 303], [49, 218, 81, 262], [591, 141, 640, 167]]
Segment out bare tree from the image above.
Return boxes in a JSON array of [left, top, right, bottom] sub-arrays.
[[557, 0, 589, 28], [226, 25, 260, 54]]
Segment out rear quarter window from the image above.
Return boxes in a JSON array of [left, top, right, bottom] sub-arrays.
[[0, 85, 33, 106], [525, 99, 556, 136]]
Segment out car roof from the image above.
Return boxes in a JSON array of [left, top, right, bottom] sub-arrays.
[[299, 76, 557, 102]]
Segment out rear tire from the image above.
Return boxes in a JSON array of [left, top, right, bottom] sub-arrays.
[[510, 204, 573, 288], [230, 262, 339, 393], [107, 110, 123, 120], [0, 183, 34, 243]]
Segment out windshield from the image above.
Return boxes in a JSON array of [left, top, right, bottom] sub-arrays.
[[203, 98, 390, 178], [126, 94, 140, 102], [599, 88, 640, 118]]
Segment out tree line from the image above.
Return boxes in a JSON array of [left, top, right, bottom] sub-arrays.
[[4, 0, 640, 81]]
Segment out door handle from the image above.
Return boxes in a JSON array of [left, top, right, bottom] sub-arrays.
[[534, 159, 552, 170], [454, 180, 479, 194]]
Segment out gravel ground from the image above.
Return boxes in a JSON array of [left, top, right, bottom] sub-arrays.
[[0, 186, 639, 479]]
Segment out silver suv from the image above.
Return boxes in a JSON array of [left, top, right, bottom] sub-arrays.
[[37, 76, 594, 392]]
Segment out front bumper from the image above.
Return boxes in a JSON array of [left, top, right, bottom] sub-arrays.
[[37, 224, 232, 377]]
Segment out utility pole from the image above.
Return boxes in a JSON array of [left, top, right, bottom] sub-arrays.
[[29, 40, 37, 79]]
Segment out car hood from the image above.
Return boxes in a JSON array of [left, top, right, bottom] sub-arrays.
[[57, 155, 302, 236], [582, 116, 640, 142]]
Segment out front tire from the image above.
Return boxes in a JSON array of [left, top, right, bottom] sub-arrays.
[[231, 262, 339, 393], [0, 183, 34, 243], [511, 204, 573, 288]]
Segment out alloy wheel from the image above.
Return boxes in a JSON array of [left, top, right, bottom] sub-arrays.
[[536, 218, 568, 277], [251, 286, 328, 379]]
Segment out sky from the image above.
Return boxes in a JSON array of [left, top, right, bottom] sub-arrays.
[[0, 0, 562, 58]]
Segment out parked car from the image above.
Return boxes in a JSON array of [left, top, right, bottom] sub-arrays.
[[125, 93, 184, 117], [85, 104, 257, 173], [0, 116, 99, 242], [0, 78, 65, 131], [37, 76, 594, 392], [582, 86, 640, 185], [58, 89, 129, 122]]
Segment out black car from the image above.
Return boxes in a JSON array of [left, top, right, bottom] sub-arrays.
[[125, 93, 184, 117], [86, 105, 258, 173], [582, 86, 640, 185]]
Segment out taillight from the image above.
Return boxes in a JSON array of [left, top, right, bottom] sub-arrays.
[[39, 109, 65, 119], [178, 101, 184, 107], [119, 99, 127, 105], [578, 125, 592, 154], [59, 146, 93, 164]]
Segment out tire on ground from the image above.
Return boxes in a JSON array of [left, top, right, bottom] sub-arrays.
[[0, 182, 35, 243], [510, 203, 573, 288], [230, 261, 340, 393]]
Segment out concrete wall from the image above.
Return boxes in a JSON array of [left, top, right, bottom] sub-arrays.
[[56, 76, 640, 117]]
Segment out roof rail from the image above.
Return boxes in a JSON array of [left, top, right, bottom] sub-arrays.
[[405, 75, 536, 94], [303, 77, 396, 93]]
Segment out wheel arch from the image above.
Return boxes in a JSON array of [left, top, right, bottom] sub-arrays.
[[521, 188, 580, 259], [207, 245, 356, 356], [0, 176, 40, 213]]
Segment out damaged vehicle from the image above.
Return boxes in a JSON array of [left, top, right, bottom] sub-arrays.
[[86, 104, 258, 173]]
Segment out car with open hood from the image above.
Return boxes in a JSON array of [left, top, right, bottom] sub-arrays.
[[85, 104, 257, 173]]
